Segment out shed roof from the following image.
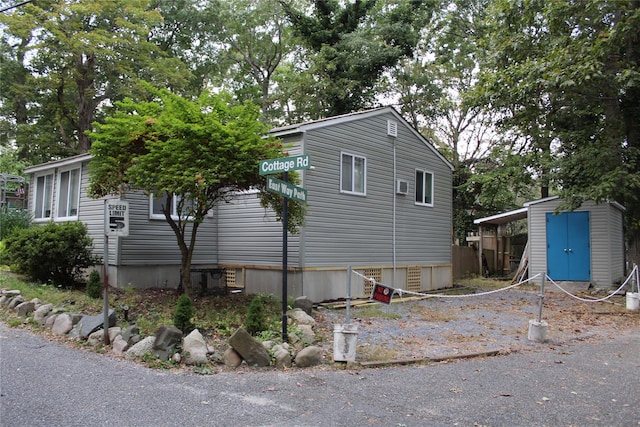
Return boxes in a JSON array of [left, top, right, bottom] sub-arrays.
[[473, 207, 528, 226]]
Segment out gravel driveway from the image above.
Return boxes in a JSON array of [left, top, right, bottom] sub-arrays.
[[313, 285, 640, 364]]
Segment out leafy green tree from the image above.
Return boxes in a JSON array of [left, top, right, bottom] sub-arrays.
[[88, 86, 305, 297], [279, 0, 434, 118], [478, 0, 640, 256], [0, 0, 192, 162]]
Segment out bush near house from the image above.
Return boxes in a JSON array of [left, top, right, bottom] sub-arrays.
[[86, 270, 102, 299], [245, 295, 268, 336], [3, 221, 100, 287]]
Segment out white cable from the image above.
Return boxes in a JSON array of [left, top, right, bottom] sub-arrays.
[[545, 265, 637, 303], [352, 270, 542, 299]]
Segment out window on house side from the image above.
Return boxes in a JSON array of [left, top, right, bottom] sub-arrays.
[[341, 152, 366, 195], [34, 174, 53, 219], [57, 168, 80, 219], [415, 169, 433, 206], [150, 192, 194, 220]]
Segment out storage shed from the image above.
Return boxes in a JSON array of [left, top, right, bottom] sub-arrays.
[[474, 197, 625, 288]]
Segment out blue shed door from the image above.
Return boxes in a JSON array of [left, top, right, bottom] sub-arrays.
[[546, 212, 591, 281]]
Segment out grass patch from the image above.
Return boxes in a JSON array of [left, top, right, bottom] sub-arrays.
[[356, 343, 400, 361], [409, 304, 459, 322], [352, 305, 401, 320]]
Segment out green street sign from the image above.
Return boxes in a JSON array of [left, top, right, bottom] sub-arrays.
[[260, 154, 311, 175], [267, 176, 307, 203]]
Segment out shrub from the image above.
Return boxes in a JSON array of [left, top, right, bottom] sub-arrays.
[[245, 295, 267, 336], [173, 294, 195, 333], [86, 270, 102, 299], [0, 209, 32, 240], [3, 221, 100, 287]]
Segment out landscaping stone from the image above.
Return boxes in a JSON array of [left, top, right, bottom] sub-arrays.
[[223, 347, 243, 368], [152, 325, 183, 361], [297, 324, 315, 345], [78, 310, 116, 339], [44, 313, 58, 330], [121, 324, 140, 346], [111, 335, 129, 355], [126, 336, 156, 359], [183, 329, 208, 366], [273, 347, 292, 368], [33, 303, 54, 325], [294, 346, 323, 368], [15, 301, 36, 318], [8, 295, 24, 310], [228, 328, 270, 367], [52, 313, 74, 335], [288, 308, 315, 326], [293, 296, 313, 315]]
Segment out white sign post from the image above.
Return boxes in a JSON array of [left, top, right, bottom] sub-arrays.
[[102, 200, 129, 344]]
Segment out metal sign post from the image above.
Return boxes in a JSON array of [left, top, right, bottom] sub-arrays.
[[260, 155, 311, 342], [103, 200, 129, 345]]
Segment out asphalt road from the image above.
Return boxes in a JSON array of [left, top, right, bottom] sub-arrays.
[[1, 322, 639, 427]]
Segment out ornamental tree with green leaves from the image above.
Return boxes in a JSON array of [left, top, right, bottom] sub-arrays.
[[88, 86, 304, 297]]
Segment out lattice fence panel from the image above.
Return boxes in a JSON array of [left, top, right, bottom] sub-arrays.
[[362, 268, 382, 296], [407, 266, 422, 292], [225, 269, 237, 287]]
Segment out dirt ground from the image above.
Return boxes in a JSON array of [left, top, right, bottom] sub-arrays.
[[312, 285, 640, 364]]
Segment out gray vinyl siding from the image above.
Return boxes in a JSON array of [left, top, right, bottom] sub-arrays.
[[300, 111, 452, 267], [217, 192, 300, 265], [528, 198, 624, 287], [117, 188, 218, 266]]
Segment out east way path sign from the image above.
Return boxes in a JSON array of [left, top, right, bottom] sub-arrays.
[[267, 176, 307, 203], [260, 154, 311, 175]]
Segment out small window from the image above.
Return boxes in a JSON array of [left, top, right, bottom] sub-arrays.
[[415, 169, 433, 206], [340, 152, 366, 195], [57, 168, 81, 219], [150, 192, 194, 220], [34, 173, 53, 220]]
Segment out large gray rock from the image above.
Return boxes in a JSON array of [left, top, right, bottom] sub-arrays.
[[294, 346, 323, 368], [228, 328, 271, 367], [15, 301, 36, 318], [33, 304, 54, 325], [223, 348, 243, 368], [44, 314, 59, 330], [288, 308, 315, 326], [77, 310, 116, 339], [152, 325, 183, 361], [183, 329, 208, 366], [126, 336, 156, 359], [293, 296, 313, 315], [52, 313, 74, 335]]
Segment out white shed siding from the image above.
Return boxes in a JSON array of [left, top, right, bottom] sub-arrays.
[[609, 204, 625, 282]]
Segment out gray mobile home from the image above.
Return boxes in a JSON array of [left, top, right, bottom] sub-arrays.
[[218, 107, 454, 301], [23, 107, 454, 302]]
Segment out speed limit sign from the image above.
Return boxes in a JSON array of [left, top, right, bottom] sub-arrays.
[[105, 201, 129, 237]]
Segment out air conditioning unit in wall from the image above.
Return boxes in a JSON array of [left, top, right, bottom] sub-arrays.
[[396, 179, 409, 195]]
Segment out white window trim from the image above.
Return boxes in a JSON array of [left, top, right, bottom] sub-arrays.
[[33, 172, 54, 222], [150, 193, 195, 221], [415, 168, 434, 207], [55, 166, 81, 221], [340, 151, 367, 196]]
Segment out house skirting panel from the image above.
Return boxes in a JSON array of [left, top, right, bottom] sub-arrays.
[[220, 263, 453, 303]]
